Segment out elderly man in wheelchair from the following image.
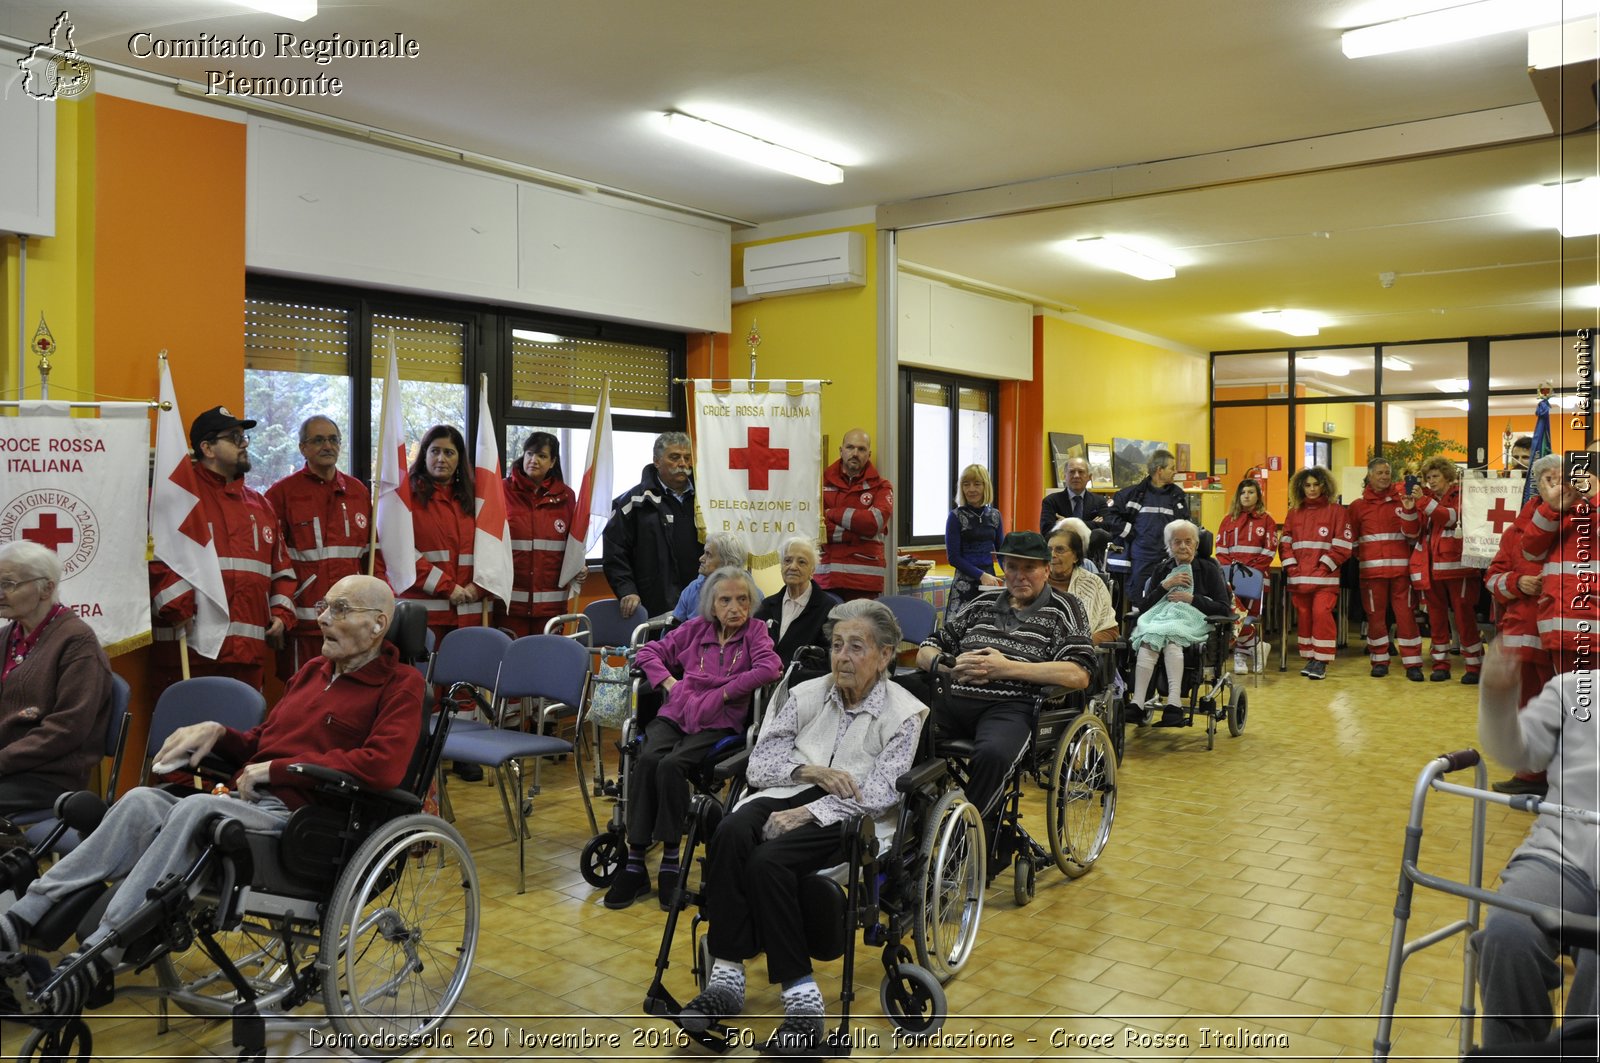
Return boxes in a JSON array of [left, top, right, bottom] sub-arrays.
[[0, 575, 474, 1061]]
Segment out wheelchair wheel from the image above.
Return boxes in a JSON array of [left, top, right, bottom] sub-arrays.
[[1046, 714, 1118, 879], [19, 1017, 91, 1063], [321, 815, 479, 1054], [879, 961, 946, 1038], [913, 790, 985, 983], [1228, 687, 1248, 737], [580, 831, 625, 888], [1013, 858, 1035, 907], [694, 932, 714, 992]]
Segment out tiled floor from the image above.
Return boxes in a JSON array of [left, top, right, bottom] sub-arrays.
[[26, 652, 1554, 1060]]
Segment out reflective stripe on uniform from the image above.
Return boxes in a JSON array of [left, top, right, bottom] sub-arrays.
[[287, 544, 366, 562], [218, 557, 272, 577], [152, 580, 193, 610]]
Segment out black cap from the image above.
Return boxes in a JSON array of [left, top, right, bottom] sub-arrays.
[[994, 530, 1050, 562], [189, 406, 257, 451]]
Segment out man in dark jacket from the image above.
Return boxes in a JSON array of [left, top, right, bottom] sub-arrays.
[[603, 432, 703, 619], [1039, 456, 1109, 534], [1105, 449, 1190, 603]]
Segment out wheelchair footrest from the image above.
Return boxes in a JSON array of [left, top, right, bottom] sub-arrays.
[[642, 988, 734, 1055]]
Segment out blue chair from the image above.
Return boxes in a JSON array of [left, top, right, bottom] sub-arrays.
[[880, 594, 938, 676], [141, 676, 267, 784], [16, 674, 133, 853], [441, 635, 585, 893]]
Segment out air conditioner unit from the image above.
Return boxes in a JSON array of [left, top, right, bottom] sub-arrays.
[[1529, 20, 1599, 134], [734, 231, 865, 302]]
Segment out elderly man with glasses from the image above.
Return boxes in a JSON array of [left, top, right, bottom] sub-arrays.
[[149, 407, 297, 694], [266, 416, 381, 679]]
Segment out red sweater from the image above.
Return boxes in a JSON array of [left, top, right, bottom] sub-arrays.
[[210, 641, 423, 809], [1486, 497, 1544, 658]]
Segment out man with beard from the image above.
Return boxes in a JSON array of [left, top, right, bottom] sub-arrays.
[[817, 429, 894, 601], [604, 431, 702, 619]]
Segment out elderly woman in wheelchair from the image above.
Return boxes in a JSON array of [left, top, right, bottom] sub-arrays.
[[1127, 519, 1233, 728], [0, 577, 476, 1060]]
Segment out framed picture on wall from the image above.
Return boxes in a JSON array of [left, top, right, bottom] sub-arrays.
[[1047, 432, 1085, 486], [1176, 442, 1191, 471], [1111, 438, 1171, 488], [1086, 443, 1113, 485]]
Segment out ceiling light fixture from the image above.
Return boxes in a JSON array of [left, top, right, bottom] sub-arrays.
[[237, 0, 317, 20], [1382, 356, 1412, 371], [1068, 238, 1177, 280], [1250, 309, 1325, 337], [1434, 378, 1470, 393], [513, 330, 565, 344], [1297, 355, 1351, 376], [1519, 178, 1600, 237], [1341, 0, 1598, 58], [660, 112, 843, 185], [1445, 399, 1470, 411], [1577, 285, 1600, 309]]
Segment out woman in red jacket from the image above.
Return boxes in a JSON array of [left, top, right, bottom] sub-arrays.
[[498, 431, 584, 636], [401, 424, 480, 643], [1411, 455, 1481, 683], [1279, 466, 1351, 680], [1216, 478, 1277, 675]]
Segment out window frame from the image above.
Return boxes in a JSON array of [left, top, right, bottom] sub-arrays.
[[897, 367, 999, 548]]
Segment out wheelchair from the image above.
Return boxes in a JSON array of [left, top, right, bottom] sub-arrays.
[[0, 607, 480, 1063], [641, 682, 985, 1052], [1129, 616, 1249, 752]]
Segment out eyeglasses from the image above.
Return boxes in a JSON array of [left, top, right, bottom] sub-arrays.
[[0, 577, 45, 595], [302, 434, 342, 447], [208, 431, 248, 447], [315, 599, 385, 620]]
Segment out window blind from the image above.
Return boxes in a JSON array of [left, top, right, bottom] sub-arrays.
[[243, 298, 349, 375], [510, 333, 671, 413], [372, 313, 465, 385]]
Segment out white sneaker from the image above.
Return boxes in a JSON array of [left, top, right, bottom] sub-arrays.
[[1233, 652, 1250, 675]]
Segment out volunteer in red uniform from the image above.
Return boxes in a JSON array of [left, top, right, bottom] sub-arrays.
[[1279, 466, 1351, 681], [1411, 456, 1481, 683], [266, 416, 380, 678], [1346, 456, 1424, 681], [498, 431, 584, 636], [1519, 446, 1600, 675], [399, 424, 479, 641], [1215, 477, 1276, 675], [149, 406, 295, 692], [817, 429, 893, 601]]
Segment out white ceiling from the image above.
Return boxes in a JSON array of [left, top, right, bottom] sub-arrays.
[[3, 0, 1597, 353]]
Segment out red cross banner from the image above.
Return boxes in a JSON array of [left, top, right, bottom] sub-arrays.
[[0, 401, 153, 652], [691, 379, 823, 566], [1461, 470, 1526, 568]]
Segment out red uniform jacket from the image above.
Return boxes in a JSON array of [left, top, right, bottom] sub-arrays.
[[1415, 483, 1470, 582], [150, 464, 296, 668], [1486, 496, 1544, 659], [1346, 484, 1419, 579], [1278, 497, 1352, 591], [266, 465, 379, 635], [1216, 511, 1277, 572], [817, 459, 893, 595], [1520, 496, 1600, 658], [401, 487, 476, 631], [502, 467, 577, 625]]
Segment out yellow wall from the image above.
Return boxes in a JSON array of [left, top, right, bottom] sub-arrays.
[[730, 224, 878, 454]]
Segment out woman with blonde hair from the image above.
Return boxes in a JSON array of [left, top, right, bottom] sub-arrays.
[[943, 463, 1003, 619]]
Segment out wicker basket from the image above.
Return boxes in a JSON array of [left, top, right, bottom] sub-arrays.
[[896, 559, 933, 587]]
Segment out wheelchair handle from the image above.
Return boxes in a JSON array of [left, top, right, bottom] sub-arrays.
[[1437, 749, 1481, 773]]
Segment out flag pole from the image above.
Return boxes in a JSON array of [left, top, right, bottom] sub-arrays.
[[369, 335, 396, 575], [178, 630, 191, 680]]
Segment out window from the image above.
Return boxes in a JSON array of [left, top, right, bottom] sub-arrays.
[[368, 311, 470, 480], [242, 296, 355, 494], [899, 369, 997, 545]]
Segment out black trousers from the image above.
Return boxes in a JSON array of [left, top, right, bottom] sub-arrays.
[[626, 717, 735, 846], [704, 788, 848, 985], [0, 774, 69, 817], [932, 693, 1032, 836]]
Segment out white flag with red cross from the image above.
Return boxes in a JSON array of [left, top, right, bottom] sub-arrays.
[[690, 379, 823, 567], [1461, 470, 1526, 568], [373, 343, 419, 595], [559, 379, 614, 588], [470, 380, 513, 605]]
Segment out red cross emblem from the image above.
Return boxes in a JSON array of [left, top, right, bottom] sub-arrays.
[[1486, 497, 1518, 535], [728, 427, 789, 491], [21, 511, 74, 551]]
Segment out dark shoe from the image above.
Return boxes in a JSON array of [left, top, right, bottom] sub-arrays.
[[1299, 660, 1314, 677], [678, 983, 743, 1033], [1429, 667, 1450, 683], [766, 1012, 824, 1056], [1461, 672, 1481, 685], [451, 762, 484, 782], [1406, 667, 1425, 683], [1155, 708, 1186, 727], [1134, 704, 1154, 727], [1370, 663, 1389, 678], [1491, 776, 1548, 798], [602, 865, 651, 909], [657, 867, 681, 912], [0, 951, 48, 1019], [1306, 661, 1326, 680]]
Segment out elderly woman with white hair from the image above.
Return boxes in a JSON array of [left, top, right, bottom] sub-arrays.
[[0, 541, 113, 816], [1127, 519, 1232, 727], [754, 536, 840, 667], [606, 566, 782, 910], [673, 531, 764, 622]]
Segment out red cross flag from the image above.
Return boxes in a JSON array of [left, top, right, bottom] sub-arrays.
[[1462, 470, 1526, 568], [149, 358, 229, 658], [373, 341, 418, 594], [470, 378, 513, 608], [691, 379, 822, 566]]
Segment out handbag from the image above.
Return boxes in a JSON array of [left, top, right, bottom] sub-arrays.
[[586, 648, 633, 729], [1229, 562, 1266, 602]]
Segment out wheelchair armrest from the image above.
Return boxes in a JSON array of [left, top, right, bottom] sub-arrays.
[[629, 614, 678, 649], [894, 758, 947, 794], [284, 763, 424, 811], [712, 748, 750, 782], [1533, 907, 1600, 954], [1206, 615, 1234, 627]]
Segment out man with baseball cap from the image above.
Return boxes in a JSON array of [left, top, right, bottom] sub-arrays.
[[149, 406, 296, 691], [913, 530, 1095, 843]]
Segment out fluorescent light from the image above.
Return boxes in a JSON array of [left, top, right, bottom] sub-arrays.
[[661, 112, 843, 185], [1577, 285, 1600, 309], [237, 0, 317, 19], [1445, 399, 1470, 411], [1519, 178, 1600, 237], [1342, 0, 1598, 58], [1434, 378, 1469, 393], [513, 330, 565, 344], [1297, 355, 1351, 376], [1250, 309, 1325, 337], [1382, 356, 1412, 370], [1068, 238, 1177, 280]]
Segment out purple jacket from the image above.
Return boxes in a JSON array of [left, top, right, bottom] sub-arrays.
[[637, 617, 782, 733]]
